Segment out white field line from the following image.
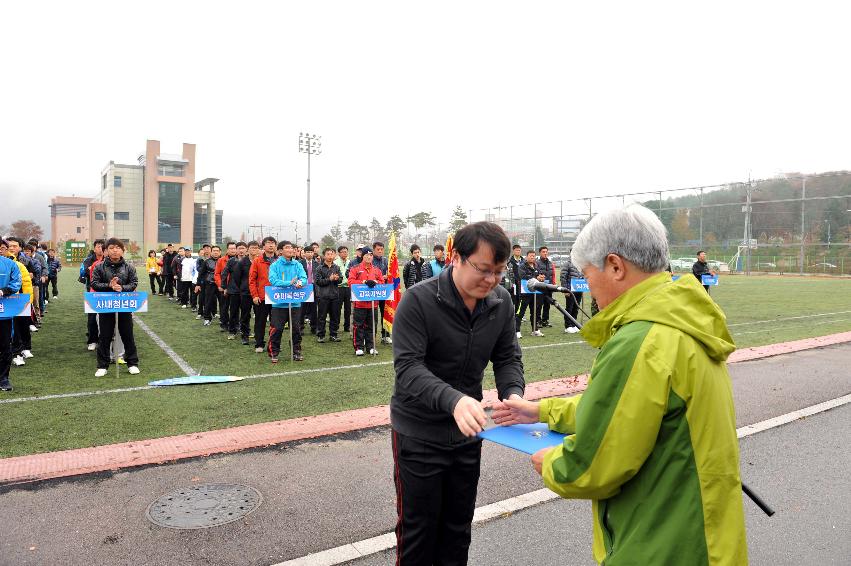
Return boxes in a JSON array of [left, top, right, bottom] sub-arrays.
[[726, 310, 851, 327], [133, 315, 196, 375], [274, 394, 851, 566], [4, 310, 850, 406]]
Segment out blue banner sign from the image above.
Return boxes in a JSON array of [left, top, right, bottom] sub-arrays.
[[0, 294, 31, 319], [570, 278, 589, 293], [520, 279, 541, 295], [350, 283, 394, 301], [84, 292, 148, 313], [672, 274, 681, 281], [265, 284, 314, 305], [702, 274, 719, 286]]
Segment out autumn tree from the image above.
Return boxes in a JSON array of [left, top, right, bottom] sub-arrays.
[[9, 219, 43, 242], [671, 210, 694, 243]]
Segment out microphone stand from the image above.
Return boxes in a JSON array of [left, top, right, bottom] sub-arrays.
[[535, 293, 775, 517]]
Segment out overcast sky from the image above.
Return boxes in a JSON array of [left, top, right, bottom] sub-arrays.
[[1, 1, 849, 241]]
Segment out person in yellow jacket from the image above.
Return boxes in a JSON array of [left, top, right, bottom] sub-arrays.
[[145, 249, 163, 295], [494, 204, 748, 566], [4, 238, 35, 366]]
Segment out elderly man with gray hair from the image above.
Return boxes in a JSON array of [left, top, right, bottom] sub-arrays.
[[494, 204, 747, 565]]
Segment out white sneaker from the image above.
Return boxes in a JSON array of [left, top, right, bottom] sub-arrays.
[[516, 331, 522, 339], [196, 314, 202, 319], [181, 304, 187, 309], [22, 350, 34, 359], [564, 328, 571, 333], [355, 349, 364, 356], [30, 325, 38, 332], [203, 320, 211, 326], [44, 299, 48, 305], [369, 348, 378, 355], [568, 327, 580, 334], [12, 356, 25, 366], [128, 366, 140, 375], [94, 368, 108, 377], [532, 330, 544, 337], [87, 343, 97, 351], [383, 336, 393, 345]]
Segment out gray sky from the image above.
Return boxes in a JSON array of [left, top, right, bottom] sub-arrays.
[[1, 1, 849, 241]]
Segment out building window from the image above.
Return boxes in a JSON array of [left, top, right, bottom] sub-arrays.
[[95, 212, 106, 220], [194, 203, 209, 246], [76, 227, 81, 234], [102, 174, 107, 190], [114, 212, 130, 220], [76, 211, 81, 218], [216, 210, 223, 244], [158, 182, 182, 242], [158, 163, 185, 177], [114, 176, 122, 188]]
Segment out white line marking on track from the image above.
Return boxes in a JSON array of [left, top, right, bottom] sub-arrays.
[[133, 315, 196, 375], [727, 310, 851, 327], [273, 393, 851, 566]]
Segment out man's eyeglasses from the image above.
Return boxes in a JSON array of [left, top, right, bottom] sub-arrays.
[[464, 258, 507, 280]]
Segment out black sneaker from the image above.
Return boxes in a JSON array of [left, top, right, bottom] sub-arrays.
[[316, 336, 326, 343], [293, 349, 304, 362], [329, 336, 341, 342], [241, 337, 249, 345], [0, 385, 12, 392]]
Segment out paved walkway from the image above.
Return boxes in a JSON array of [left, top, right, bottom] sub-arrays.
[[1, 331, 849, 486]]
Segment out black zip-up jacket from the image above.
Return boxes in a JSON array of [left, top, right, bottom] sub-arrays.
[[508, 256, 523, 294], [402, 257, 426, 289], [692, 260, 711, 281], [390, 266, 525, 446], [313, 261, 342, 300], [559, 258, 583, 288], [535, 257, 555, 284], [91, 258, 138, 292], [197, 256, 218, 285], [161, 251, 177, 275], [224, 256, 252, 295], [82, 251, 99, 289], [518, 261, 543, 286]]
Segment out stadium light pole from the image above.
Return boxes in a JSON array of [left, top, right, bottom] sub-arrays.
[[298, 132, 322, 245]]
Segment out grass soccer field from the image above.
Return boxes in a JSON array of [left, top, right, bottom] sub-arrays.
[[2, 270, 850, 458]]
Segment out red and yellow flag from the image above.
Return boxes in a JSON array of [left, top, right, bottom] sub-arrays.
[[445, 233, 454, 259], [383, 231, 401, 334]]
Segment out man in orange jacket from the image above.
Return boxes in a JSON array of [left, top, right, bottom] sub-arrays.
[[249, 236, 277, 352]]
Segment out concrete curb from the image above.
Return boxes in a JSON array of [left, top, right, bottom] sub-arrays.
[[2, 331, 849, 486]]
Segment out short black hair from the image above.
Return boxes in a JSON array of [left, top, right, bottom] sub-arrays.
[[166, 243, 173, 247], [226, 241, 236, 248], [93, 239, 105, 249], [27, 238, 39, 246], [538, 246, 548, 253], [7, 237, 24, 247], [337, 245, 348, 253], [697, 250, 706, 256], [201, 244, 211, 249], [261, 236, 277, 246], [433, 244, 444, 252], [322, 247, 334, 255], [310, 242, 320, 248], [148, 249, 156, 256], [0, 239, 6, 247], [526, 249, 537, 256], [277, 240, 293, 250], [453, 221, 511, 265], [105, 237, 125, 250], [373, 241, 384, 249], [512, 244, 522, 250], [410, 244, 420, 253], [247, 241, 260, 248], [235, 241, 247, 248], [211, 245, 221, 251], [47, 248, 55, 253], [24, 244, 35, 252]]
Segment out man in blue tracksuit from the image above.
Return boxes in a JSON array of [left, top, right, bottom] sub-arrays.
[[0, 241, 23, 392], [267, 240, 308, 363]]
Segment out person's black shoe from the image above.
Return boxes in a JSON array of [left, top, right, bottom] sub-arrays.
[[1, 385, 12, 392], [329, 336, 341, 342], [241, 337, 249, 345], [292, 348, 304, 362], [316, 336, 326, 343]]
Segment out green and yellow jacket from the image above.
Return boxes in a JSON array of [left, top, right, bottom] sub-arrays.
[[540, 271, 747, 565]]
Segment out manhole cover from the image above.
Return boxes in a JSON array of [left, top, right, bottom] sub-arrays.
[[146, 484, 262, 529]]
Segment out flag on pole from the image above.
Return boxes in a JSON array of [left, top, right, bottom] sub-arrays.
[[383, 231, 401, 334], [445, 233, 454, 259]]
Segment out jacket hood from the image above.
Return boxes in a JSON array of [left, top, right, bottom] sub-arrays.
[[581, 271, 735, 362]]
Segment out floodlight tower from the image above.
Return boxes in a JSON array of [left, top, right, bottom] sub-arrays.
[[298, 132, 322, 244]]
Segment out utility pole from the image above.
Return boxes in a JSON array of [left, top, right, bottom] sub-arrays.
[[743, 179, 753, 276], [249, 224, 267, 240], [298, 132, 322, 244], [799, 176, 806, 275]]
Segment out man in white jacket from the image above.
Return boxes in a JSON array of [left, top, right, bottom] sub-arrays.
[[178, 248, 197, 308]]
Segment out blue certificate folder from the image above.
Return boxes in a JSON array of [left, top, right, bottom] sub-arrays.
[[479, 423, 566, 455]]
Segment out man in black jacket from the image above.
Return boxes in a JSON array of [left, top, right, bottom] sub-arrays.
[[507, 244, 523, 312], [559, 252, 583, 333], [517, 250, 545, 337], [402, 244, 426, 289], [313, 247, 343, 343], [692, 250, 716, 294], [196, 245, 220, 326], [82, 239, 105, 349], [535, 245, 556, 327], [224, 242, 252, 343], [90, 238, 139, 376], [391, 221, 525, 565], [161, 244, 177, 299]]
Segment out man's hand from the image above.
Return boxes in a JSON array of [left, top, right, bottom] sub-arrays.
[[365, 279, 377, 288], [194, 285, 201, 294], [218, 287, 224, 293], [491, 395, 539, 426], [223, 290, 228, 296], [330, 273, 339, 281], [531, 447, 555, 476], [537, 274, 545, 281], [453, 396, 487, 437], [252, 296, 260, 305]]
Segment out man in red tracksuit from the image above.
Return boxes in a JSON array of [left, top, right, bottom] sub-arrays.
[[347, 247, 385, 356], [249, 236, 277, 353]]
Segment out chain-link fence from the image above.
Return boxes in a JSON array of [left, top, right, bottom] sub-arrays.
[[467, 172, 851, 276]]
